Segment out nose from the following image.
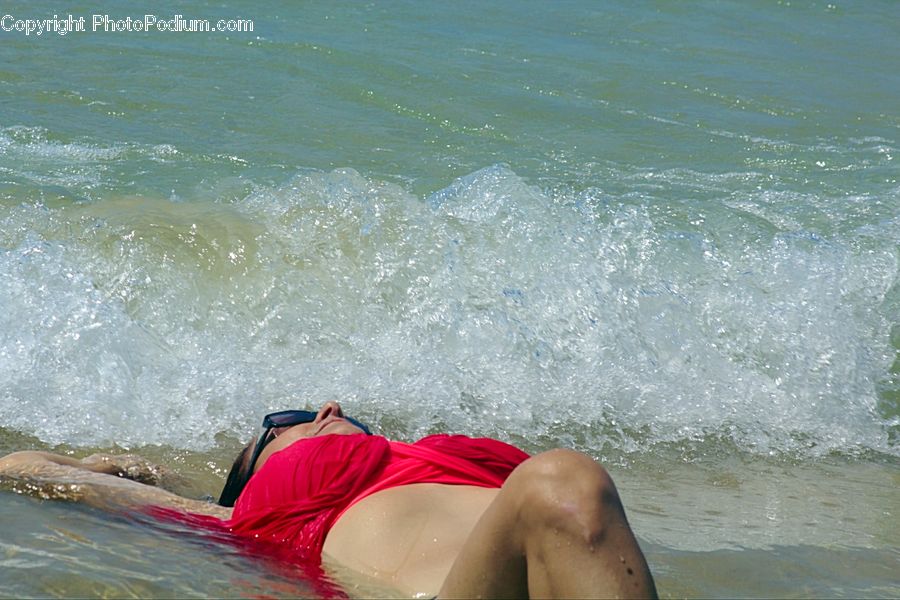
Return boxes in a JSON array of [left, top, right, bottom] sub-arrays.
[[315, 401, 344, 422]]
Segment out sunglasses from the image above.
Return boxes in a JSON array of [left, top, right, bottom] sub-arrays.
[[244, 409, 372, 479]]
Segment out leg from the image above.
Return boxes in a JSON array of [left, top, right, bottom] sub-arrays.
[[438, 449, 658, 599]]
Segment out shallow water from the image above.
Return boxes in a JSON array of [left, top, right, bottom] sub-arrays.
[[1, 0, 898, 597], [2, 440, 897, 598], [623, 453, 900, 598]]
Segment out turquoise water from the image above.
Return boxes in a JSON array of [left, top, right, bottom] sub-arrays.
[[1, 0, 898, 597]]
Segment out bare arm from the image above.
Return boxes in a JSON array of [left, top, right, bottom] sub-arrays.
[[0, 451, 231, 519]]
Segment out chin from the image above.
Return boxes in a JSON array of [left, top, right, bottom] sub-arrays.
[[323, 422, 365, 436]]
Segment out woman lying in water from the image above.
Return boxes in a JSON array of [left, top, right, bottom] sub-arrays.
[[0, 401, 657, 599]]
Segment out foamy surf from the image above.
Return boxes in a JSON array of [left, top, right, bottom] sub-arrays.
[[1, 164, 895, 460]]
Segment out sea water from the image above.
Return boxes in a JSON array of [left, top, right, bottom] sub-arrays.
[[1, 0, 897, 597]]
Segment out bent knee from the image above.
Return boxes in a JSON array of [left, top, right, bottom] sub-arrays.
[[513, 449, 616, 495], [507, 450, 623, 540]]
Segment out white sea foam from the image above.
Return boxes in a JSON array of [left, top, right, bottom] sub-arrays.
[[0, 165, 896, 458]]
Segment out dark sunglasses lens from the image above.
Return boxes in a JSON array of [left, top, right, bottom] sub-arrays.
[[263, 410, 371, 434], [265, 410, 316, 428]]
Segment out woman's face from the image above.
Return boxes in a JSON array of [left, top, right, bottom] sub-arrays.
[[247, 401, 365, 476]]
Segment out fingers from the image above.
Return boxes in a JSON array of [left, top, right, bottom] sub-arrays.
[[81, 454, 167, 485]]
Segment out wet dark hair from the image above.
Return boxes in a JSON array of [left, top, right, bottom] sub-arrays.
[[218, 445, 250, 507]]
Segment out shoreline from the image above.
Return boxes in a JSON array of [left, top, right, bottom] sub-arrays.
[[2, 437, 897, 598]]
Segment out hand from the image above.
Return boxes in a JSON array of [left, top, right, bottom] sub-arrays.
[[80, 453, 173, 486]]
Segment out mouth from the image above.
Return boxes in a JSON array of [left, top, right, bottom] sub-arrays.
[[314, 416, 345, 435]]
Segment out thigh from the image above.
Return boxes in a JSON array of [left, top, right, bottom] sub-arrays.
[[439, 450, 658, 600], [437, 473, 530, 599]]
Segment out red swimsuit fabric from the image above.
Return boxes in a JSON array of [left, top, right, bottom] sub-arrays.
[[227, 433, 529, 563]]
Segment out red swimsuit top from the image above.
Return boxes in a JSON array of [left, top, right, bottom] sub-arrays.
[[226, 433, 529, 563]]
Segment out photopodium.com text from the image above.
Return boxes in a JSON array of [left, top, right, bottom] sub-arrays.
[[1, 14, 254, 36]]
